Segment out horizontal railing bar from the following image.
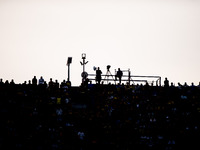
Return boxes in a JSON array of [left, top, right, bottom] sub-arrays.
[[88, 74, 160, 78], [88, 78, 148, 82]]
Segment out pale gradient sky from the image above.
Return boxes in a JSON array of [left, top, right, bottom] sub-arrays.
[[0, 0, 200, 86]]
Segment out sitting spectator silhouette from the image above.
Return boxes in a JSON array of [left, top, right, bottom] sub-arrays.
[[4, 80, 9, 86], [170, 82, 175, 87], [28, 80, 31, 84], [96, 67, 102, 84], [116, 68, 123, 84], [10, 79, 15, 86], [191, 82, 195, 87], [61, 80, 67, 88], [184, 82, 188, 87]]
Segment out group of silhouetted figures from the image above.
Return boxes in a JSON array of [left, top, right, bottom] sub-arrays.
[[1, 77, 200, 149], [0, 76, 71, 89], [95, 67, 123, 84]]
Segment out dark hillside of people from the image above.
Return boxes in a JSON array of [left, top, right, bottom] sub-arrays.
[[0, 78, 200, 149]]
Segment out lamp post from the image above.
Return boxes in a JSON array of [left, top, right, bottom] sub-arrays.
[[80, 53, 88, 84]]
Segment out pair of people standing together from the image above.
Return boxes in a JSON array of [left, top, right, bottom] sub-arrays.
[[96, 67, 123, 84]]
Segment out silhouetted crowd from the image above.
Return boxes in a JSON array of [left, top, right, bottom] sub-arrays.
[[0, 77, 200, 149]]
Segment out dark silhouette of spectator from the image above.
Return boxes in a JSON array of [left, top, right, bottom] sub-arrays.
[[48, 78, 54, 88], [0, 78, 3, 85], [28, 80, 31, 84], [55, 80, 59, 89], [116, 68, 123, 84], [191, 82, 195, 87], [184, 82, 188, 87], [170, 82, 174, 87], [4, 80, 9, 85], [66, 80, 72, 87], [32, 76, 37, 85], [44, 81, 47, 88], [10, 79, 15, 85], [27, 80, 31, 87], [22, 81, 27, 86], [39, 76, 45, 84], [198, 82, 200, 88], [61, 80, 67, 88], [177, 82, 182, 89], [96, 67, 102, 84], [164, 77, 169, 88]]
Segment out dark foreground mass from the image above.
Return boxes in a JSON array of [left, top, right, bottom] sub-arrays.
[[0, 82, 200, 149]]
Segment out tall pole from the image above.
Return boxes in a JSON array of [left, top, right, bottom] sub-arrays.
[[83, 58, 85, 72], [67, 57, 72, 85], [67, 64, 70, 81], [128, 69, 131, 85], [80, 53, 88, 84]]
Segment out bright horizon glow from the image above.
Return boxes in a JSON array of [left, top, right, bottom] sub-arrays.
[[0, 0, 200, 86]]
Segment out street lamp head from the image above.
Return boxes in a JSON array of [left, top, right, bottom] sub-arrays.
[[67, 57, 72, 65], [82, 53, 86, 59]]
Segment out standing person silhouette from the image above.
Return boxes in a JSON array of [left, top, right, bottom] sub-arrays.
[[164, 77, 169, 88], [116, 68, 123, 84], [96, 67, 102, 84], [39, 76, 45, 85], [32, 76, 37, 85]]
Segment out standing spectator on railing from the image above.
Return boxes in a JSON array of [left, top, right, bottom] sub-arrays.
[[116, 68, 123, 84], [96, 67, 102, 84]]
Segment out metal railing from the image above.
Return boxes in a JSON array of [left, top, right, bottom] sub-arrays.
[[87, 72, 161, 86]]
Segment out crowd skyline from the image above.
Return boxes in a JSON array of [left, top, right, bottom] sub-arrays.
[[0, 76, 200, 88]]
